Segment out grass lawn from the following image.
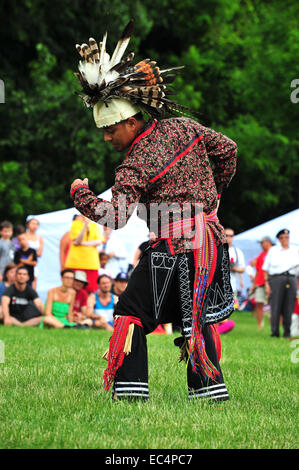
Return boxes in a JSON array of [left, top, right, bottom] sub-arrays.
[[0, 311, 298, 449]]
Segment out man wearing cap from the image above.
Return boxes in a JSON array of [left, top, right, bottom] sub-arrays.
[[263, 229, 299, 337], [73, 270, 89, 322], [70, 21, 237, 401], [87, 274, 116, 331], [251, 236, 273, 329], [112, 272, 128, 297]]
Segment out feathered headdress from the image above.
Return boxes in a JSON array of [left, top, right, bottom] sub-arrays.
[[74, 20, 192, 127]]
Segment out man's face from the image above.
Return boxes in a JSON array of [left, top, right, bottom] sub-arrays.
[[98, 276, 112, 293], [102, 120, 136, 152], [224, 230, 234, 243], [18, 233, 28, 249], [1, 227, 13, 240], [100, 254, 109, 267], [73, 279, 85, 291], [261, 240, 272, 251], [16, 268, 29, 285], [114, 280, 127, 295], [278, 234, 289, 247]]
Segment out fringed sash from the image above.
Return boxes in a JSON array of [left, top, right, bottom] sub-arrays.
[[103, 315, 143, 391], [160, 209, 220, 379]]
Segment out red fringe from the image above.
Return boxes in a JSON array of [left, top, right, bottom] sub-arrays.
[[103, 316, 143, 391], [210, 324, 221, 362]]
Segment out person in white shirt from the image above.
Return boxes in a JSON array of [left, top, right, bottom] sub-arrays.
[[224, 228, 246, 295], [263, 229, 299, 338], [101, 227, 127, 279]]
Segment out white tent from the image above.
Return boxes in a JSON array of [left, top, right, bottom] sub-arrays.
[[234, 208, 299, 291], [28, 188, 149, 303]]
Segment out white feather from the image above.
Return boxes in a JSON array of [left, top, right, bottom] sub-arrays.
[[79, 62, 99, 85]]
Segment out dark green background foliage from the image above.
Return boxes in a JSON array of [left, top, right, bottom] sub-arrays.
[[1, 0, 298, 231]]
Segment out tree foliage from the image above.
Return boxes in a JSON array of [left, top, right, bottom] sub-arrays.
[[0, 0, 298, 232]]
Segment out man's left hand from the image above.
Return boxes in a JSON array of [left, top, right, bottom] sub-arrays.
[[70, 178, 89, 195]]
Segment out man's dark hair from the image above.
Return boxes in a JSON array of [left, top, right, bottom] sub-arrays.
[[60, 268, 74, 277], [14, 225, 25, 237], [133, 112, 144, 122], [16, 266, 29, 275], [97, 274, 112, 284], [0, 220, 13, 230]]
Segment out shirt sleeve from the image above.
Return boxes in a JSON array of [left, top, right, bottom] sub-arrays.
[[262, 249, 272, 272], [27, 286, 38, 301], [72, 160, 148, 230], [2, 285, 13, 298], [200, 124, 238, 195], [237, 248, 246, 268]]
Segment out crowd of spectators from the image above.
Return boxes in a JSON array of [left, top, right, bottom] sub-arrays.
[[0, 217, 298, 339], [0, 217, 147, 333]]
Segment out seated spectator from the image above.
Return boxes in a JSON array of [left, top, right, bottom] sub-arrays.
[[0, 220, 15, 282], [0, 263, 17, 321], [72, 270, 89, 323], [87, 275, 116, 331], [14, 233, 37, 286], [1, 266, 44, 326], [43, 269, 77, 328], [112, 272, 128, 296]]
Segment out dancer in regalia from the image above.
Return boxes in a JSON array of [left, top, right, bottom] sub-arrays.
[[70, 20, 237, 401]]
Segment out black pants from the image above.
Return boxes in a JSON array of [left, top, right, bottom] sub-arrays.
[[269, 274, 297, 337], [113, 245, 230, 401], [11, 303, 42, 323]]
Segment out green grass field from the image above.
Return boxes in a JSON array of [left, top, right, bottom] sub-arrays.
[[0, 312, 298, 449]]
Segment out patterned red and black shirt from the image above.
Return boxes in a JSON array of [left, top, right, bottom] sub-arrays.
[[72, 117, 237, 254]]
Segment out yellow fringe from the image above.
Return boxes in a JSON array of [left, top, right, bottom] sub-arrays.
[[123, 323, 135, 355], [102, 322, 135, 361], [102, 349, 109, 361], [179, 338, 190, 363]]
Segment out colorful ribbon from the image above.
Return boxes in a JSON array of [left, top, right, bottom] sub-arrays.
[[160, 209, 220, 379]]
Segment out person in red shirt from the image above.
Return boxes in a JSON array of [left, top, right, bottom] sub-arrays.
[[72, 270, 89, 323], [251, 237, 273, 329]]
